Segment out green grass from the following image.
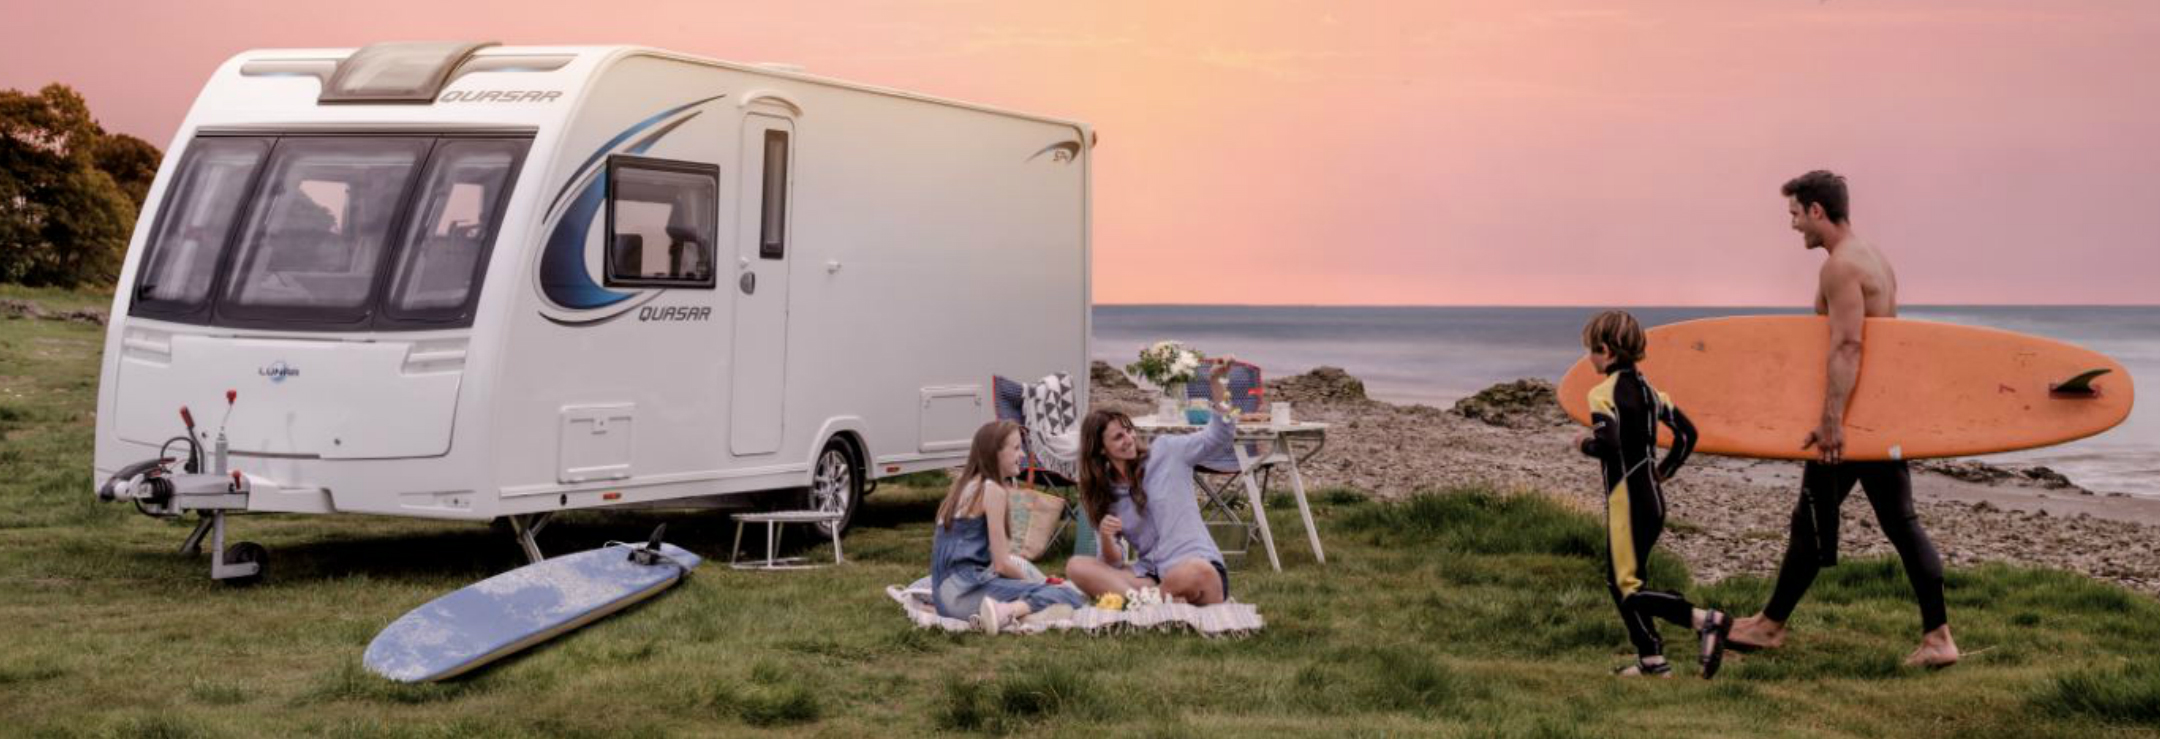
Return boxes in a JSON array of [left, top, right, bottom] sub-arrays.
[[1, 289, 2156, 737], [2033, 661, 2159, 726]]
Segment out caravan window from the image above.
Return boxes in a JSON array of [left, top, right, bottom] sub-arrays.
[[133, 137, 271, 317], [604, 155, 718, 288], [220, 137, 431, 324], [758, 129, 789, 260], [126, 133, 529, 331], [383, 139, 524, 321]]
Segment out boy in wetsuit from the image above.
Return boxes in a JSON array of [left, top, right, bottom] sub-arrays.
[[1576, 311, 1731, 678]]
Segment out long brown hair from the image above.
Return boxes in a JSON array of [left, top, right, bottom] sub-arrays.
[[937, 420, 1021, 530], [1078, 409, 1148, 527]]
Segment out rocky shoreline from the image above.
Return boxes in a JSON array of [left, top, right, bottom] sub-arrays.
[[1089, 363, 2159, 594]]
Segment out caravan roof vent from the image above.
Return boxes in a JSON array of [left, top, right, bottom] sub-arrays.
[[320, 41, 499, 104]]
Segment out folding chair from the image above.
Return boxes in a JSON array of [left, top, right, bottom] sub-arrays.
[[990, 375, 1085, 555], [1183, 361, 1274, 559]]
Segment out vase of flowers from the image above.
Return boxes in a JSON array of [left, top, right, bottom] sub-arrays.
[[1127, 341, 1204, 422]]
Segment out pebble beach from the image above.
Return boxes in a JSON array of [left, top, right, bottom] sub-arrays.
[[1089, 363, 2160, 594]]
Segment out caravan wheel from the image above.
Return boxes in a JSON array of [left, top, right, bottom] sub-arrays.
[[807, 440, 861, 539]]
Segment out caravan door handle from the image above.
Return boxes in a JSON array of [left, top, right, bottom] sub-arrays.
[[739, 272, 757, 295]]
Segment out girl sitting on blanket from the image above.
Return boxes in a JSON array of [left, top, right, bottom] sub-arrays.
[[932, 420, 1089, 633], [1066, 357, 1239, 606]]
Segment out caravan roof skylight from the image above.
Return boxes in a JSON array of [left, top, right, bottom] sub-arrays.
[[320, 41, 497, 104]]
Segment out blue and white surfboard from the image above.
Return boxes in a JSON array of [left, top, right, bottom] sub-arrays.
[[364, 541, 702, 682]]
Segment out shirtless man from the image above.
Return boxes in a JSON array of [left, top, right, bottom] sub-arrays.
[[1725, 170, 1960, 668]]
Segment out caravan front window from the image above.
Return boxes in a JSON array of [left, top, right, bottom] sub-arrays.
[[127, 134, 529, 330], [220, 138, 430, 324], [383, 139, 523, 320], [133, 138, 271, 317]]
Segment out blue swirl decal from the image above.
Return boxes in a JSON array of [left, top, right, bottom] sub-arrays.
[[538, 95, 724, 315], [539, 178, 622, 309]]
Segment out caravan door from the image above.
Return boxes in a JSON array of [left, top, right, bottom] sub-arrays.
[[729, 114, 794, 456]]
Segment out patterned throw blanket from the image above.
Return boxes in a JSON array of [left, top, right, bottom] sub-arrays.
[[885, 578, 1264, 637], [1022, 373, 1081, 481]]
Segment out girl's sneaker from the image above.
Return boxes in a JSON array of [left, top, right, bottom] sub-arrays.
[[978, 598, 1014, 635]]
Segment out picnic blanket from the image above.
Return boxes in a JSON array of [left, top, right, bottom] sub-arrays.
[[886, 577, 1264, 637]]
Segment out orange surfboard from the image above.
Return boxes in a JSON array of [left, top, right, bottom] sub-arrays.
[[1557, 316, 2134, 461]]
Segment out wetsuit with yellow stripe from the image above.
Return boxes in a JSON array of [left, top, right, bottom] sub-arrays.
[[1581, 362, 1699, 659]]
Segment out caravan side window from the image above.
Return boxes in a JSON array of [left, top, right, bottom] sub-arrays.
[[604, 155, 718, 288], [758, 129, 789, 260]]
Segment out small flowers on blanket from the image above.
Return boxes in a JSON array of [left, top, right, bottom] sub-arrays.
[[1095, 593, 1126, 611], [1122, 586, 1169, 608]]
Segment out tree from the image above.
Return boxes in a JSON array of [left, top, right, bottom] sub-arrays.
[[95, 133, 162, 209], [0, 83, 163, 288]]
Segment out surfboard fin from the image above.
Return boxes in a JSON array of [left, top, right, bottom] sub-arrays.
[[628, 523, 668, 565], [2049, 369, 2110, 397]]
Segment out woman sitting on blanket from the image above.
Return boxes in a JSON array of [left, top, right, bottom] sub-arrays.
[[1066, 357, 1239, 606], [932, 420, 1089, 633]]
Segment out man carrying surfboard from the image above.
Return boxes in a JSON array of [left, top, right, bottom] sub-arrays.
[[1725, 170, 1959, 668]]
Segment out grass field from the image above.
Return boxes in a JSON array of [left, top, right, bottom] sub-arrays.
[[1, 292, 2154, 737]]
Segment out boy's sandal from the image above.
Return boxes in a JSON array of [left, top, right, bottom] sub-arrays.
[[1698, 609, 1733, 679], [1613, 660, 1674, 678]]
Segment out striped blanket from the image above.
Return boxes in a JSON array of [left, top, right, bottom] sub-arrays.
[[885, 578, 1264, 637]]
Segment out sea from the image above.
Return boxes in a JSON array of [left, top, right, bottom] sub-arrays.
[[1092, 305, 2159, 498]]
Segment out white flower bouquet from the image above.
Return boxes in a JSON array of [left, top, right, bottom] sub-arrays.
[[1126, 341, 1205, 393]]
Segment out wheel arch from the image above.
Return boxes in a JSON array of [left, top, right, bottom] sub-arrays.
[[806, 416, 870, 487]]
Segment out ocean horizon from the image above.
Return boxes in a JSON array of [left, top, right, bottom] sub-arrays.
[[1090, 304, 2160, 499]]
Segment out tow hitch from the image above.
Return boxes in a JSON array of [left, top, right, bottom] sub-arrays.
[[97, 390, 269, 584]]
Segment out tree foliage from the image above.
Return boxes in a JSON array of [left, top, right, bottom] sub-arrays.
[[0, 84, 163, 288], [95, 133, 162, 209]]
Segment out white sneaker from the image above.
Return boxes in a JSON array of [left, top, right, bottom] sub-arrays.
[[978, 598, 1009, 635]]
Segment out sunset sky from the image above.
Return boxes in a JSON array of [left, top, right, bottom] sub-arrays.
[[5, 0, 2154, 306]]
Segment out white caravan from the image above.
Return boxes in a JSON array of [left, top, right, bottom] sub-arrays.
[[93, 42, 1091, 581]]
